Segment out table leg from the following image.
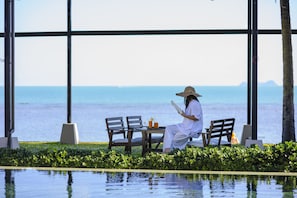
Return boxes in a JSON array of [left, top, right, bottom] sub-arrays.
[[142, 130, 148, 156], [149, 133, 152, 149]]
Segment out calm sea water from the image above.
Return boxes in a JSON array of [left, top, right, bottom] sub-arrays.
[[0, 86, 292, 143], [1, 168, 297, 197]]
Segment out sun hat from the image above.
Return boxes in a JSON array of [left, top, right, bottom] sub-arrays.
[[176, 86, 202, 97]]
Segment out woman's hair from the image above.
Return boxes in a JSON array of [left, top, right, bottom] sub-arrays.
[[185, 95, 198, 108]]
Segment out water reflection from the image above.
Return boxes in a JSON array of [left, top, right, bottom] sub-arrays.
[[105, 172, 203, 196], [247, 176, 257, 197], [277, 176, 297, 197], [5, 170, 15, 198], [163, 174, 203, 197], [1, 169, 297, 197], [67, 171, 73, 198]]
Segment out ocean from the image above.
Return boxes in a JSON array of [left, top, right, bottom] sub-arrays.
[[0, 86, 291, 144]]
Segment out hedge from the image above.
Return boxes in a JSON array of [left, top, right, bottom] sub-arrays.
[[1, 141, 297, 172]]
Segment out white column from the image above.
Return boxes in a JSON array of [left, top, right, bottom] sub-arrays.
[[60, 123, 79, 144]]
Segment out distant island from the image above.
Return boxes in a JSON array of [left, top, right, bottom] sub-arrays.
[[239, 80, 279, 87]]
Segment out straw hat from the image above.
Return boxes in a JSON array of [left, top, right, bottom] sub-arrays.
[[176, 86, 202, 97]]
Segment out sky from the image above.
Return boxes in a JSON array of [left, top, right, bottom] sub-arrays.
[[0, 0, 296, 86]]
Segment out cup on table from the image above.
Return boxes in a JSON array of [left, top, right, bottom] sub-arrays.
[[148, 120, 153, 128], [153, 122, 159, 128]]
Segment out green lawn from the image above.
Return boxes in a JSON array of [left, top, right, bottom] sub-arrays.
[[19, 141, 144, 156]]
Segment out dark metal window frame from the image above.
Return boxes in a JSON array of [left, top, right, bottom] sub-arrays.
[[1, 0, 297, 142]]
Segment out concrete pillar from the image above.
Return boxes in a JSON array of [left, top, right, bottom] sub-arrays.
[[0, 137, 19, 149], [60, 123, 79, 144], [240, 124, 252, 145]]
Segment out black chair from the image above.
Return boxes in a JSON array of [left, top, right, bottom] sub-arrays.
[[105, 116, 142, 153]]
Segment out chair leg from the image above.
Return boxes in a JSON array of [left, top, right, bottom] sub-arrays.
[[124, 145, 132, 153], [202, 134, 207, 147], [155, 135, 164, 149]]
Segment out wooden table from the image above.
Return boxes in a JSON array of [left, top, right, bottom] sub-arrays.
[[141, 127, 165, 156]]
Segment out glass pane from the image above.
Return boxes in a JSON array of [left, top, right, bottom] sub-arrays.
[[72, 35, 247, 86], [13, 37, 67, 141], [15, 0, 67, 32], [258, 35, 282, 85], [0, 38, 3, 137], [0, 38, 3, 86], [15, 37, 67, 86], [257, 35, 297, 141], [0, 0, 3, 33], [72, 0, 247, 30], [257, 35, 297, 86], [258, 1, 281, 29], [291, 1, 297, 29], [259, 1, 297, 29]]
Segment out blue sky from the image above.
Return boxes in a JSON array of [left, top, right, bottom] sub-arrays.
[[0, 0, 296, 86]]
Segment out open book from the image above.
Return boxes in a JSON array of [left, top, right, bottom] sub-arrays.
[[171, 100, 183, 114]]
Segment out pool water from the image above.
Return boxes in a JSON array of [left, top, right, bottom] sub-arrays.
[[1, 168, 297, 197]]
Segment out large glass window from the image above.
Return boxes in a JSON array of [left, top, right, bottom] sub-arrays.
[[1, 1, 296, 142], [72, 0, 247, 30], [15, 0, 67, 32]]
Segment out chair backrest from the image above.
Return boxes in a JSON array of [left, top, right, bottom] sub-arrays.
[[126, 116, 143, 130], [105, 117, 125, 133], [208, 118, 235, 145]]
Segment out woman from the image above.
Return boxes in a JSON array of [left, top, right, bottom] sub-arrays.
[[163, 86, 203, 153]]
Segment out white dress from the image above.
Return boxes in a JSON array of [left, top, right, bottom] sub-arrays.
[[163, 100, 203, 151]]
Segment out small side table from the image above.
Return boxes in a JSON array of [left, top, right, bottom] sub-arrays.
[[141, 127, 165, 156]]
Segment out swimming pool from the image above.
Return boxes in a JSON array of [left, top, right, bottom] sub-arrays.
[[1, 167, 297, 197]]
